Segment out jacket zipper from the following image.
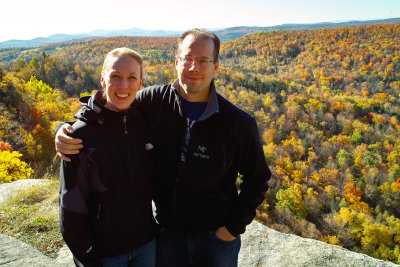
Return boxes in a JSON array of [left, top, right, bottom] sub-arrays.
[[173, 117, 189, 212], [123, 115, 128, 134], [173, 118, 196, 211], [96, 204, 101, 219]]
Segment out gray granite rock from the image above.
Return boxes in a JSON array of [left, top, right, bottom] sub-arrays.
[[54, 245, 74, 266], [1, 221, 399, 266], [238, 221, 399, 267], [0, 179, 50, 204], [0, 234, 67, 267]]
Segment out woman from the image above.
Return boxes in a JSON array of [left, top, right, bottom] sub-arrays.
[[59, 48, 156, 267]]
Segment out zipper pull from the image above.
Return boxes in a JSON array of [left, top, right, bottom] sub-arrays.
[[96, 204, 101, 219], [123, 115, 128, 134], [173, 188, 176, 211]]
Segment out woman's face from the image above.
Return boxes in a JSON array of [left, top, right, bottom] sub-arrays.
[[101, 55, 143, 111]]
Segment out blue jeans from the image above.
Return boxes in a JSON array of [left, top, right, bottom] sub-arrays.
[[102, 238, 156, 267], [156, 228, 241, 267]]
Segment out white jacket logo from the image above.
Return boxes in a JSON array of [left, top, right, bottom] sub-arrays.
[[198, 145, 207, 153], [193, 145, 210, 159], [145, 143, 154, 151]]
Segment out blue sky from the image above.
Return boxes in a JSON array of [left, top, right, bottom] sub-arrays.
[[1, 0, 399, 42]]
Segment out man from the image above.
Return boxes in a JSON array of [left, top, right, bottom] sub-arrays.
[[56, 29, 271, 267]]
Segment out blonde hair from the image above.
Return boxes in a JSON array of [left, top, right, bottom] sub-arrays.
[[102, 47, 143, 78]]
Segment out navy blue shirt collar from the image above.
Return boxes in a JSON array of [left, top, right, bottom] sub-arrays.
[[171, 79, 219, 121]]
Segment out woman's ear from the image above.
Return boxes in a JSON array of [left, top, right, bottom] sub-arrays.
[[100, 73, 107, 89]]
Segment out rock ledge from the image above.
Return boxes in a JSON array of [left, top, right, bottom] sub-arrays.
[[1, 179, 399, 266]]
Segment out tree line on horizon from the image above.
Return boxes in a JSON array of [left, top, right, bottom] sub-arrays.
[[0, 24, 400, 263]]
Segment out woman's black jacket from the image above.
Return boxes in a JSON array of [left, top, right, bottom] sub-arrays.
[[59, 92, 156, 266]]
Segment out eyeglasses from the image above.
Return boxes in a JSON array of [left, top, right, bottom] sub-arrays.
[[178, 56, 215, 67]]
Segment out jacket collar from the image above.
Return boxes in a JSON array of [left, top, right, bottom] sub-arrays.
[[171, 79, 219, 121], [75, 91, 139, 123]]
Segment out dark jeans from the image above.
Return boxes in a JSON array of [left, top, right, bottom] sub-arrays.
[[156, 228, 241, 267], [102, 238, 156, 267]]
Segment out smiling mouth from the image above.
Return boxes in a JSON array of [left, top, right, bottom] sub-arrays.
[[187, 76, 202, 80], [116, 93, 129, 98]]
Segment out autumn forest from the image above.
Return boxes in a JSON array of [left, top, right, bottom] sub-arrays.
[[1, 24, 400, 263]]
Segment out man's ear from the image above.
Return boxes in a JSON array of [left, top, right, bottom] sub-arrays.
[[214, 60, 219, 72]]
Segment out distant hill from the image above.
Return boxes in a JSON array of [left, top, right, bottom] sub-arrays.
[[0, 29, 181, 49], [0, 17, 399, 48], [215, 17, 400, 40], [0, 36, 177, 69], [0, 34, 90, 49]]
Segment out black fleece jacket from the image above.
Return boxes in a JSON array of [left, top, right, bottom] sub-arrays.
[[59, 92, 156, 266], [136, 79, 271, 237]]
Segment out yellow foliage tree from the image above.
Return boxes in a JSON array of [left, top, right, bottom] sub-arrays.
[[281, 131, 305, 161], [361, 223, 393, 254], [321, 235, 343, 247], [276, 183, 308, 218], [0, 151, 34, 183], [334, 207, 372, 240]]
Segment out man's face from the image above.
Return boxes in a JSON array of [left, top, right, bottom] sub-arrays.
[[175, 35, 219, 102]]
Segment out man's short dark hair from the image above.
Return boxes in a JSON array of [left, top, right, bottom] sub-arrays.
[[177, 29, 220, 62]]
